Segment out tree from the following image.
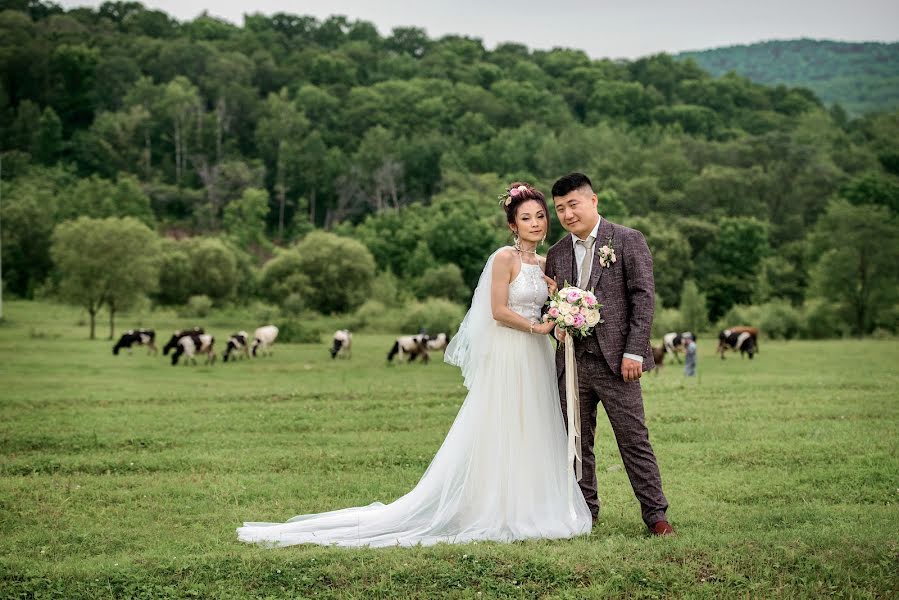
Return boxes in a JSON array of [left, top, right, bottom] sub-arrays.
[[288, 231, 376, 313], [678, 280, 709, 333], [807, 200, 899, 335], [50, 217, 160, 339], [697, 217, 770, 320], [414, 263, 470, 302], [223, 187, 270, 249]]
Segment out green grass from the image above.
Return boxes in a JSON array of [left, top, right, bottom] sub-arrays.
[[1, 300, 897, 598]]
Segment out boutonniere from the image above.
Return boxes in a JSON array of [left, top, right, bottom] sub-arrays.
[[597, 236, 616, 268]]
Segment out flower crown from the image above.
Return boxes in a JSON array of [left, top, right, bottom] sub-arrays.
[[497, 185, 529, 207]]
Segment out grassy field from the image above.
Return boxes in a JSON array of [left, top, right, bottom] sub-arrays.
[[1, 300, 897, 598]]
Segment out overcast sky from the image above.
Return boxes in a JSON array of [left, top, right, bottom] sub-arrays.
[[57, 0, 899, 59]]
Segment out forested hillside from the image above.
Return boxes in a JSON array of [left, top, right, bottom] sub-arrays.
[[1, 1, 897, 337], [678, 39, 899, 116]]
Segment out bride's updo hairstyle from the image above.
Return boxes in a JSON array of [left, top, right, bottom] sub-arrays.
[[500, 182, 549, 230]]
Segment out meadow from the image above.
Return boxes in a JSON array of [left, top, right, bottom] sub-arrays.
[[0, 300, 897, 598]]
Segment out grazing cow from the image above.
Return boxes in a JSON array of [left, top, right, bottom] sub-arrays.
[[330, 329, 352, 359], [387, 334, 430, 363], [426, 333, 450, 352], [222, 331, 250, 362], [717, 328, 756, 360], [251, 325, 279, 357], [113, 329, 157, 355], [171, 333, 215, 366], [651, 345, 666, 375], [728, 326, 759, 353], [162, 328, 205, 355], [662, 331, 693, 363]]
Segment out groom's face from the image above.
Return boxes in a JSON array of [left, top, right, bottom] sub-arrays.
[[553, 186, 599, 239]]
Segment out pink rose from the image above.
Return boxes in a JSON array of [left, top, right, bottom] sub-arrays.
[[548, 307, 560, 318], [566, 290, 581, 303], [573, 314, 586, 328]]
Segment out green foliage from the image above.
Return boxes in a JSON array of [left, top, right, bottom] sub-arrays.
[[275, 319, 323, 343], [698, 217, 770, 320], [179, 294, 213, 318], [678, 40, 899, 116], [756, 299, 802, 340], [61, 173, 155, 226], [678, 280, 709, 333], [806, 199, 899, 335], [222, 187, 270, 249], [50, 216, 160, 338], [258, 249, 310, 304], [400, 298, 466, 335], [413, 263, 470, 303], [183, 237, 240, 304]]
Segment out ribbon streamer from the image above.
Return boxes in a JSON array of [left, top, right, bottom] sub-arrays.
[[564, 334, 583, 519]]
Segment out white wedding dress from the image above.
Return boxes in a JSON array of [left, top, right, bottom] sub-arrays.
[[237, 248, 592, 547]]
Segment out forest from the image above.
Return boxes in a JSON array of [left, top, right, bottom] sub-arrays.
[[678, 39, 899, 117], [1, 0, 897, 339]]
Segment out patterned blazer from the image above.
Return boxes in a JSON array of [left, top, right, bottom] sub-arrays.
[[545, 218, 656, 376]]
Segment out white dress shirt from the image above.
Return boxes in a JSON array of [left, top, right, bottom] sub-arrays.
[[571, 217, 643, 364]]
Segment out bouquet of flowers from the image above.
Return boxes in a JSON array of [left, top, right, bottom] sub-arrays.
[[543, 285, 602, 338]]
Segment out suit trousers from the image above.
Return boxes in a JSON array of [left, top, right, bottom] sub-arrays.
[[558, 339, 669, 528]]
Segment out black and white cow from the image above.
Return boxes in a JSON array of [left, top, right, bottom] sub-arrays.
[[251, 325, 278, 357], [717, 329, 756, 360], [662, 331, 693, 363], [170, 333, 215, 366], [330, 329, 352, 359], [222, 331, 250, 362], [387, 334, 430, 363], [112, 329, 157, 355], [426, 333, 450, 352], [162, 328, 204, 355]]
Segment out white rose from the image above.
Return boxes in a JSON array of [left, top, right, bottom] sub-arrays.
[[586, 310, 600, 326], [558, 303, 571, 315], [563, 314, 575, 326]]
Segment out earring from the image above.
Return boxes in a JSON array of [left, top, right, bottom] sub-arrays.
[[513, 233, 521, 250], [541, 234, 546, 245]]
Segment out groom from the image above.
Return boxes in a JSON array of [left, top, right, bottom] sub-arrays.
[[545, 173, 673, 536]]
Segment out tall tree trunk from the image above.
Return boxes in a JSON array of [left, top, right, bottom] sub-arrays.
[[108, 301, 116, 340], [89, 307, 96, 340], [276, 146, 286, 241], [310, 188, 316, 226], [174, 122, 181, 184]]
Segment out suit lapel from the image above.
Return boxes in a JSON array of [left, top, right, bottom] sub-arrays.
[[559, 233, 577, 288], [587, 219, 614, 292]]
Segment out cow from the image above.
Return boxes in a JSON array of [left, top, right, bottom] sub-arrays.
[[387, 334, 430, 363], [112, 329, 157, 355], [426, 333, 450, 352], [162, 328, 204, 356], [330, 329, 352, 359], [728, 326, 759, 353], [717, 328, 756, 360], [251, 325, 278, 357], [171, 333, 216, 366], [662, 331, 693, 363], [651, 345, 666, 374], [222, 331, 250, 362]]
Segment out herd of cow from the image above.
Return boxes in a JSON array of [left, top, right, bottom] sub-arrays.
[[653, 326, 759, 370], [113, 324, 757, 369], [112, 325, 279, 365]]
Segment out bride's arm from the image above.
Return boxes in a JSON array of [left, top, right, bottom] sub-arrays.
[[490, 251, 554, 334]]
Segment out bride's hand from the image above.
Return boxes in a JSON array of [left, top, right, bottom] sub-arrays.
[[533, 320, 556, 335], [543, 275, 558, 297]]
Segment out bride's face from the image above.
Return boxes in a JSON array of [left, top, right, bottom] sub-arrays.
[[510, 200, 548, 243]]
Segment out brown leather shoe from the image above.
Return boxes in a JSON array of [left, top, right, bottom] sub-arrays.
[[650, 520, 675, 536]]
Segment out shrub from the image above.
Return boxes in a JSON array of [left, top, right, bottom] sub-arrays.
[[413, 263, 470, 303], [179, 295, 213, 318], [757, 300, 801, 340], [276, 320, 322, 344], [399, 298, 465, 336]]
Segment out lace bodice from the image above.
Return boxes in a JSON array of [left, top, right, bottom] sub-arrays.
[[508, 262, 548, 322]]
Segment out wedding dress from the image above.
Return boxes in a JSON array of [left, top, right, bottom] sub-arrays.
[[237, 248, 592, 547]]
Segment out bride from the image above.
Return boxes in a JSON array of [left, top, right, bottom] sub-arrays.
[[237, 183, 592, 547]]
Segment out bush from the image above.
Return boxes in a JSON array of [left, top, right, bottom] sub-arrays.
[[715, 304, 762, 334], [179, 295, 213, 318], [800, 299, 851, 339], [413, 263, 470, 302], [399, 298, 465, 336], [276, 320, 322, 344], [757, 300, 801, 340], [652, 307, 684, 338], [348, 300, 405, 333]]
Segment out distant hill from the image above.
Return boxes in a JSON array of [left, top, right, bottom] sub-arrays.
[[677, 39, 899, 116]]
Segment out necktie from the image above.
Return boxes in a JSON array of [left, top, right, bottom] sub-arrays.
[[576, 235, 595, 289]]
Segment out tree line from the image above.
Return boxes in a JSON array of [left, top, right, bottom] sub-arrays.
[[1, 1, 897, 338]]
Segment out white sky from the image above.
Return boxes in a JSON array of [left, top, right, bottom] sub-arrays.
[[57, 0, 899, 59]]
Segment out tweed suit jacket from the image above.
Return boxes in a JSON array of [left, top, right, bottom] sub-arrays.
[[545, 218, 656, 376]]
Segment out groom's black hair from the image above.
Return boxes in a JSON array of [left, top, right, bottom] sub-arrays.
[[551, 173, 593, 198]]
